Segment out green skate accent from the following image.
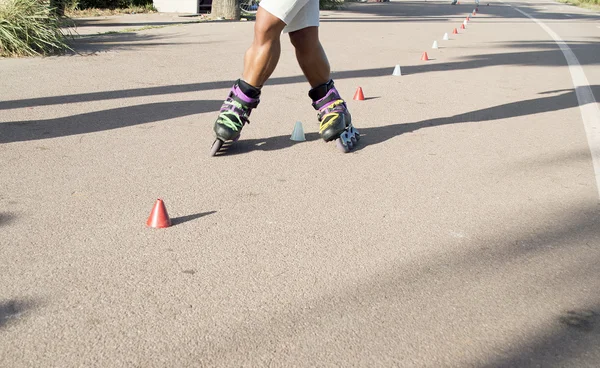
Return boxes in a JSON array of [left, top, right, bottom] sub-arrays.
[[217, 100, 247, 132]]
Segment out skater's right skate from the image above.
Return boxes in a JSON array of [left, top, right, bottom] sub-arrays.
[[210, 79, 260, 156], [310, 80, 360, 153]]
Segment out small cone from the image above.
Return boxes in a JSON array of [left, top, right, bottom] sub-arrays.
[[473, 9, 477, 15], [290, 121, 306, 141], [460, 24, 466, 29], [392, 64, 402, 76], [453, 28, 459, 34], [466, 15, 470, 21], [443, 32, 449, 40], [432, 40, 439, 49], [353, 87, 365, 101], [421, 52, 429, 61], [147, 199, 171, 228]]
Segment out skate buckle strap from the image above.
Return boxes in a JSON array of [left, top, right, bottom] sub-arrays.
[[317, 100, 347, 122], [312, 87, 342, 110], [230, 85, 260, 111]]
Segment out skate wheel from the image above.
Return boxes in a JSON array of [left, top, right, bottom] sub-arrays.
[[210, 139, 224, 157], [336, 138, 350, 153]]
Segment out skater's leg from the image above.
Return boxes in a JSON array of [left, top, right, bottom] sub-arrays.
[[242, 6, 287, 88], [211, 6, 285, 147], [289, 26, 330, 88]]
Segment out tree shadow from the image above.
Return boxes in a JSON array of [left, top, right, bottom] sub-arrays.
[[212, 86, 598, 154], [0, 213, 16, 227], [325, 1, 600, 22], [171, 211, 217, 226], [0, 100, 222, 143], [481, 308, 600, 367], [67, 32, 213, 54], [186, 201, 600, 366], [0, 299, 35, 329], [3, 40, 598, 111]]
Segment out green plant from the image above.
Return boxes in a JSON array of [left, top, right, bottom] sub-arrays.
[[320, 0, 345, 10], [76, 0, 153, 9], [0, 0, 72, 57]]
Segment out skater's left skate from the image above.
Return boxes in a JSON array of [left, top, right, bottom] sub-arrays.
[[310, 80, 360, 153]]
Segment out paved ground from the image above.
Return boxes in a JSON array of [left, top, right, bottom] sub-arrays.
[[1, 0, 600, 366]]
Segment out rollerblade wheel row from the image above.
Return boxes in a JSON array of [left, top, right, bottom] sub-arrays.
[[210, 139, 224, 157], [335, 126, 360, 153]]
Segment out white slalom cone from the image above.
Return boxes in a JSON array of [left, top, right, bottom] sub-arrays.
[[392, 64, 402, 76], [463, 20, 468, 27], [432, 40, 439, 49], [290, 121, 306, 141], [443, 32, 449, 41]]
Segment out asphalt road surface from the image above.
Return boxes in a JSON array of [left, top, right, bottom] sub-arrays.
[[1, 0, 600, 366]]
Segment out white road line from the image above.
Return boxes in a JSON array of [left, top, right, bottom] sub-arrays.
[[565, 14, 572, 17], [509, 4, 600, 200]]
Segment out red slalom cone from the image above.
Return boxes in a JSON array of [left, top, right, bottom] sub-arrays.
[[147, 198, 171, 228], [353, 87, 365, 101], [421, 52, 429, 61], [466, 15, 470, 21], [460, 24, 466, 29], [453, 28, 459, 34]]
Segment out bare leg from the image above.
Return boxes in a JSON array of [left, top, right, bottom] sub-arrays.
[[242, 7, 287, 87], [289, 26, 330, 88]]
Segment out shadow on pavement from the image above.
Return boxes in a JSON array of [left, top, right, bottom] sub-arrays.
[[0, 299, 35, 329], [190, 202, 600, 366], [215, 86, 598, 154], [0, 213, 16, 227], [0, 100, 222, 143], [324, 1, 600, 22], [67, 32, 215, 54], [3, 40, 598, 111], [481, 308, 600, 367], [171, 211, 217, 226], [2, 85, 596, 145]]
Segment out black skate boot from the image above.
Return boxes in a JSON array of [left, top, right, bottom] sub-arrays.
[[310, 80, 360, 153], [210, 79, 260, 156]]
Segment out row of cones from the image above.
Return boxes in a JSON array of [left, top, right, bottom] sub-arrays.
[[419, 8, 478, 62]]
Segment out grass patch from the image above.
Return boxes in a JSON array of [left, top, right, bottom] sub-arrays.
[[557, 0, 600, 10], [320, 0, 346, 10], [0, 0, 72, 57], [66, 4, 156, 17]]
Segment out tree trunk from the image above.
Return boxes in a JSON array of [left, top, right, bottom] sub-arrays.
[[212, 0, 240, 20]]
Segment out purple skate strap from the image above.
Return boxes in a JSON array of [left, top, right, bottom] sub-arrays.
[[312, 87, 343, 111], [230, 84, 260, 108]]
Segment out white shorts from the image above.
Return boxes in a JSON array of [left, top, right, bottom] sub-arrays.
[[259, 0, 320, 33]]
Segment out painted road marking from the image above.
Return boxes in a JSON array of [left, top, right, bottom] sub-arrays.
[[508, 3, 600, 200]]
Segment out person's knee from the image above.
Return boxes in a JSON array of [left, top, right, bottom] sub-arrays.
[[289, 27, 319, 52], [253, 9, 285, 45]]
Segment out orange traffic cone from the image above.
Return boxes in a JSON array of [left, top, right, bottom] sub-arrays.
[[460, 24, 466, 29], [452, 28, 459, 34], [421, 52, 429, 61], [147, 198, 171, 228], [353, 87, 365, 101]]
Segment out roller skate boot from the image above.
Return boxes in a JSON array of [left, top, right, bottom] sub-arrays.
[[310, 80, 360, 153], [210, 79, 260, 156]]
